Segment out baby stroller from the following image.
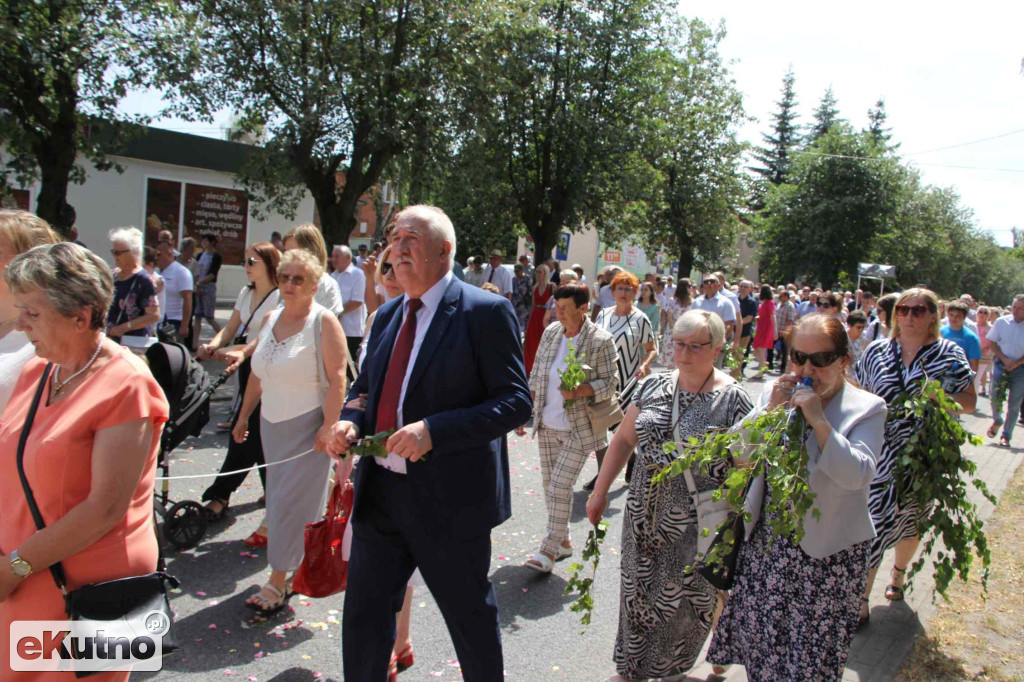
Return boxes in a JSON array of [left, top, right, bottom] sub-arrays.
[[147, 341, 232, 550]]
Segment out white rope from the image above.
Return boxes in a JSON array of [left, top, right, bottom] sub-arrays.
[[153, 448, 332, 481]]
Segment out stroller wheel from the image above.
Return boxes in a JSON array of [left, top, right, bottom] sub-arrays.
[[164, 501, 208, 550]]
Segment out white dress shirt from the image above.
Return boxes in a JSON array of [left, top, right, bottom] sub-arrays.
[[480, 263, 513, 295], [377, 270, 455, 473], [332, 263, 367, 337]]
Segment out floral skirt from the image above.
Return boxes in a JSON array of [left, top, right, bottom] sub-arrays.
[[707, 518, 869, 682]]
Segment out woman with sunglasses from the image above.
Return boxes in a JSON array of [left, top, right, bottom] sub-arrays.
[[856, 288, 975, 616], [707, 314, 887, 681], [231, 248, 348, 614], [197, 243, 281, 522], [815, 291, 845, 322], [106, 227, 161, 344]]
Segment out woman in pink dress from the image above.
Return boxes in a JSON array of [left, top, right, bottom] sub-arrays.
[[523, 264, 553, 375], [752, 284, 777, 377], [976, 306, 994, 396]]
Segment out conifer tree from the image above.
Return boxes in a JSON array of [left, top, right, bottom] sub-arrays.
[[808, 86, 842, 142], [866, 98, 898, 151], [750, 67, 800, 208]]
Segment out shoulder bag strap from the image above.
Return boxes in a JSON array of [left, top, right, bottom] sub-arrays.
[[237, 287, 278, 339], [313, 307, 328, 394], [14, 363, 70, 593]]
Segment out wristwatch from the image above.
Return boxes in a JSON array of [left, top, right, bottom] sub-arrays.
[[10, 549, 33, 578]]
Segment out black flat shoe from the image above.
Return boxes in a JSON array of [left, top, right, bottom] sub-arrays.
[[582, 475, 597, 492]]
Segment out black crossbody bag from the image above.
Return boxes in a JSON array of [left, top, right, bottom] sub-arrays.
[[16, 363, 180, 678]]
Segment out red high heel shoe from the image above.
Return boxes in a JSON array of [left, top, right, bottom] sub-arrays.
[[243, 530, 268, 548], [394, 643, 414, 670]]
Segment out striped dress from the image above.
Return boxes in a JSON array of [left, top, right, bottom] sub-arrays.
[[595, 306, 656, 410], [856, 337, 974, 568]]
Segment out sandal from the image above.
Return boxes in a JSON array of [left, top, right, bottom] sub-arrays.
[[244, 529, 268, 548], [1000, 436, 1011, 447], [987, 424, 999, 438], [388, 643, 414, 681], [245, 583, 291, 614], [524, 552, 555, 573], [202, 499, 229, 521], [555, 542, 573, 561], [885, 565, 906, 601]]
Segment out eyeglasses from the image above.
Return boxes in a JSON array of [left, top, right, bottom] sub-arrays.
[[895, 304, 931, 318], [674, 340, 713, 354], [110, 248, 130, 256], [613, 286, 634, 293], [789, 349, 841, 368], [702, 279, 717, 285], [279, 274, 306, 286], [246, 256, 260, 266], [817, 302, 832, 309], [380, 261, 394, 276]]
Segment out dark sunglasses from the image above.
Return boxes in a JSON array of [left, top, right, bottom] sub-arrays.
[[702, 279, 717, 285], [246, 256, 260, 266], [380, 261, 394, 276], [279, 274, 306, 286], [895, 304, 931, 318], [789, 349, 841, 368], [816, 301, 831, 308]]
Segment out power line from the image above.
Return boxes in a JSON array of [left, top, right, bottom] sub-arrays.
[[903, 128, 1024, 156]]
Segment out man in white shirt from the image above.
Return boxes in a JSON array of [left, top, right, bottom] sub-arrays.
[[480, 249, 513, 299], [331, 245, 367, 376], [692, 276, 737, 366], [329, 205, 530, 682], [714, 271, 741, 319], [664, 276, 676, 301], [156, 241, 193, 341], [355, 243, 369, 267], [987, 294, 1024, 444]]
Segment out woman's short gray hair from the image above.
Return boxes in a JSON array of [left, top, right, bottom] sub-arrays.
[[279, 248, 324, 283], [5, 242, 113, 330], [673, 308, 725, 348], [108, 226, 143, 258]]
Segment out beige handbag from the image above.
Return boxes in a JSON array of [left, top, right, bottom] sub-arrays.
[[587, 395, 624, 435]]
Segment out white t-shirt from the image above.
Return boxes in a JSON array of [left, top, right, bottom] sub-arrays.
[[159, 261, 193, 320], [331, 264, 367, 337], [315, 272, 344, 316], [233, 286, 281, 340], [480, 264, 513, 295], [541, 334, 573, 431], [0, 331, 36, 415], [987, 314, 1024, 361]]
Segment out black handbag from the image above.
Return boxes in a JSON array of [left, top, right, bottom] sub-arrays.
[[15, 363, 180, 678], [695, 510, 745, 590]]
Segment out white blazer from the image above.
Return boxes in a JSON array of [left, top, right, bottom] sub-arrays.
[[743, 380, 887, 559]]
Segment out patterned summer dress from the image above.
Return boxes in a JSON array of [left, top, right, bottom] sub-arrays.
[[613, 373, 752, 679], [596, 306, 656, 410], [856, 338, 974, 568], [707, 485, 870, 681]]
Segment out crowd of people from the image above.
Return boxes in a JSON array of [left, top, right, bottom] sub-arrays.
[[0, 204, 1020, 682]]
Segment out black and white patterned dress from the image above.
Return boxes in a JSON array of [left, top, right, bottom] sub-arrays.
[[614, 374, 752, 679], [856, 337, 974, 568], [596, 307, 656, 409]]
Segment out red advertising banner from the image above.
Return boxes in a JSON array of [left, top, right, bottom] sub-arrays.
[[144, 179, 182, 248], [182, 184, 249, 266]]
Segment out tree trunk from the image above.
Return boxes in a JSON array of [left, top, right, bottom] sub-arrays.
[[32, 119, 78, 236], [676, 230, 696, 279]]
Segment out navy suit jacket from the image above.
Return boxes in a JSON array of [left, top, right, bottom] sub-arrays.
[[342, 276, 532, 539]]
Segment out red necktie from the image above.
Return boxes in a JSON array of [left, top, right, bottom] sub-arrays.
[[375, 299, 423, 432]]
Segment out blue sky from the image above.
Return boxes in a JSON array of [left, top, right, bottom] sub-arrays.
[[120, 0, 1024, 246]]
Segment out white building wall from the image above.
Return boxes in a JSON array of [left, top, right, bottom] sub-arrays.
[[516, 224, 602, 282], [23, 155, 316, 302]]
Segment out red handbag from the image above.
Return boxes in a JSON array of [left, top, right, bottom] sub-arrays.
[[292, 477, 354, 598]]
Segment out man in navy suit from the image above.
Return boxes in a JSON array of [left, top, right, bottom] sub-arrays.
[[328, 205, 532, 682]]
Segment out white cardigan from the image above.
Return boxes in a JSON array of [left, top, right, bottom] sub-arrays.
[[743, 380, 887, 559]]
